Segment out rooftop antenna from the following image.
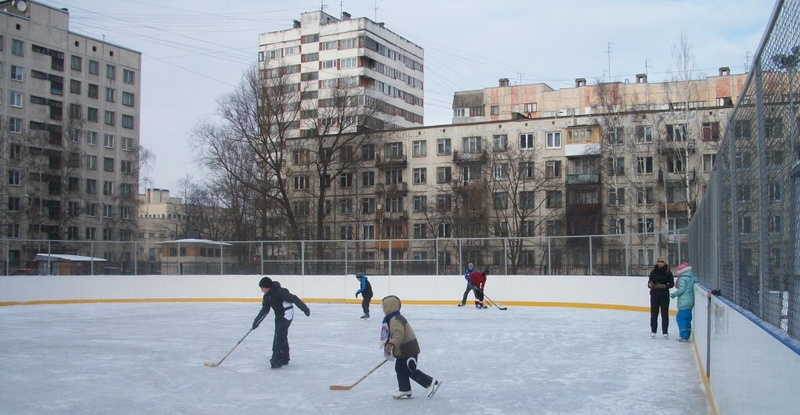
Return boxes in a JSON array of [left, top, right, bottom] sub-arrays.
[[645, 59, 652, 77], [744, 51, 751, 72], [606, 42, 613, 81], [372, 0, 384, 21], [517, 72, 523, 85], [320, 0, 327, 11]]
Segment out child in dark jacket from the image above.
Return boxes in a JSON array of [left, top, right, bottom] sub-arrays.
[[355, 272, 373, 319], [381, 295, 441, 399], [252, 277, 310, 368]]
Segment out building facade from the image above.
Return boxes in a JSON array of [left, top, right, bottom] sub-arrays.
[[258, 10, 424, 136], [1, 1, 141, 274]]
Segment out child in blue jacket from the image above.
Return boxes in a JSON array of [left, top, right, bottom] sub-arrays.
[[671, 263, 697, 342]]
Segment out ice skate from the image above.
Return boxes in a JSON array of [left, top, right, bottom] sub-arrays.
[[360, 314, 370, 319], [650, 332, 656, 339], [392, 390, 412, 399], [426, 379, 441, 398], [663, 333, 669, 339]]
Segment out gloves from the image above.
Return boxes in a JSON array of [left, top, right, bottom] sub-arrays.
[[383, 343, 395, 361], [304, 308, 310, 317], [355, 291, 360, 298]]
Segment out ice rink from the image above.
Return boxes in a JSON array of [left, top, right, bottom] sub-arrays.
[[0, 301, 710, 414]]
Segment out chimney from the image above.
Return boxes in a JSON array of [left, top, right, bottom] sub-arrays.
[[575, 78, 586, 87], [499, 78, 509, 87], [293, 20, 301, 29], [342, 11, 351, 20], [636, 73, 647, 83], [719, 67, 730, 76]]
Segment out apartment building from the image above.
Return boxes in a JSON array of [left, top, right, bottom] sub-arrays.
[[258, 10, 424, 136], [1, 1, 141, 273], [278, 73, 743, 275]]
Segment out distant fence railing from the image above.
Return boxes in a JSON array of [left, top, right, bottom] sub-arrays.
[[689, 0, 800, 342], [1, 230, 688, 277]]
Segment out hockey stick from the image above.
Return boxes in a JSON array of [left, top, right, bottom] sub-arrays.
[[482, 293, 507, 310], [329, 359, 388, 390], [204, 329, 253, 368]]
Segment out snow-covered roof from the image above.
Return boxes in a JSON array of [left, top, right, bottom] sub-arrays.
[[156, 238, 232, 246], [35, 254, 108, 262]]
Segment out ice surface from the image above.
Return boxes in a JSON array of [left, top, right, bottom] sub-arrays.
[[0, 302, 709, 414]]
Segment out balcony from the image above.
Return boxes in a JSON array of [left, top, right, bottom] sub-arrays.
[[565, 203, 601, 216], [565, 174, 600, 185], [381, 210, 408, 221], [452, 150, 488, 164], [375, 182, 408, 194], [657, 140, 696, 153], [375, 153, 407, 169], [661, 170, 695, 183], [374, 239, 409, 250]]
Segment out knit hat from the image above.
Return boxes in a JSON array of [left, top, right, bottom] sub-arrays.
[[468, 263, 474, 269], [656, 258, 667, 264], [258, 277, 273, 288], [675, 263, 692, 275]]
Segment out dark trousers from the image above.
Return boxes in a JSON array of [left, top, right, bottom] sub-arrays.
[[461, 283, 472, 304], [650, 295, 670, 334], [472, 286, 484, 306], [271, 317, 292, 364], [361, 294, 372, 315], [395, 356, 433, 392]]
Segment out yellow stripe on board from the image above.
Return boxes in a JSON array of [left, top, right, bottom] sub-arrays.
[[693, 340, 719, 415]]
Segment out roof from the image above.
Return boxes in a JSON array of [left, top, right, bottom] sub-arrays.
[[35, 254, 108, 262], [156, 238, 232, 246]]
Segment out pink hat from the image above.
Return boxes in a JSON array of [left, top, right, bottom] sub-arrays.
[[675, 263, 692, 275]]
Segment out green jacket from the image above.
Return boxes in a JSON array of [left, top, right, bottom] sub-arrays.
[[671, 270, 697, 310]]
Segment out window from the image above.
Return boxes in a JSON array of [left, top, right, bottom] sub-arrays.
[[768, 216, 782, 233], [86, 131, 98, 145], [88, 60, 99, 75], [413, 223, 427, 239], [734, 120, 751, 140], [361, 198, 375, 214], [609, 218, 625, 234], [702, 122, 720, 141], [70, 79, 81, 94], [636, 187, 654, 205], [637, 249, 654, 266], [412, 140, 426, 157], [103, 228, 113, 241], [121, 137, 134, 151], [9, 143, 21, 159], [106, 64, 116, 79], [339, 198, 353, 214], [105, 87, 115, 102], [436, 194, 452, 210], [545, 131, 561, 149], [362, 224, 375, 240], [104, 111, 115, 125], [361, 171, 374, 187], [517, 161, 535, 179], [413, 195, 427, 212], [545, 160, 561, 178], [360, 144, 375, 160], [10, 91, 22, 107], [86, 155, 97, 170], [636, 125, 653, 143], [607, 127, 624, 145], [86, 107, 98, 122], [384, 169, 403, 184], [608, 188, 625, 206], [121, 160, 133, 174], [437, 138, 451, 155], [636, 157, 653, 174], [520, 133, 535, 149], [666, 124, 688, 142], [702, 154, 716, 172], [768, 183, 782, 202], [489, 163, 506, 180], [88, 84, 99, 98], [9, 117, 22, 133], [666, 154, 686, 173], [765, 118, 783, 139], [491, 106, 500, 115], [123, 69, 135, 84], [607, 157, 625, 175], [86, 179, 97, 194], [519, 191, 535, 209], [103, 204, 114, 218], [85, 227, 97, 240], [546, 190, 562, 208], [11, 65, 24, 81], [121, 115, 134, 129], [103, 181, 114, 195], [735, 152, 752, 169], [493, 192, 508, 209], [8, 170, 20, 186], [462, 136, 482, 153], [438, 223, 452, 238], [103, 157, 114, 172], [412, 168, 427, 184], [492, 134, 507, 151], [738, 216, 752, 234], [436, 166, 451, 183], [545, 220, 562, 236], [523, 103, 537, 112], [637, 217, 655, 234], [453, 108, 465, 117], [11, 39, 24, 56], [293, 175, 309, 190], [104, 134, 114, 148]]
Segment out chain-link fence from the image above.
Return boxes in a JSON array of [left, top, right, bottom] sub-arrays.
[[689, 0, 800, 340], [2, 230, 688, 277]]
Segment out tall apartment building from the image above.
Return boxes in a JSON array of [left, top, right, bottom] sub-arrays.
[[257, 10, 424, 135], [1, 1, 141, 273], [276, 72, 745, 275]]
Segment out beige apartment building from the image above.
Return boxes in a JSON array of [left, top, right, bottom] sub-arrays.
[[280, 72, 745, 275], [1, 1, 141, 274], [258, 10, 424, 135]]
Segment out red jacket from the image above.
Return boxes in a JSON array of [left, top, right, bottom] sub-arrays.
[[468, 271, 486, 289]]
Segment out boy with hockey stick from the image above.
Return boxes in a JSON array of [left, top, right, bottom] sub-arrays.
[[468, 268, 489, 308], [252, 277, 310, 369], [381, 295, 441, 399]]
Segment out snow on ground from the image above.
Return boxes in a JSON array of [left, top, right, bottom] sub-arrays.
[[0, 302, 709, 414]]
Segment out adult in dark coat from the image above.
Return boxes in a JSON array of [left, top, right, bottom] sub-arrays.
[[648, 258, 675, 338], [252, 277, 310, 368]]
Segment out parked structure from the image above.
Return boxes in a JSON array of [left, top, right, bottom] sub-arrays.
[[0, 1, 142, 274]]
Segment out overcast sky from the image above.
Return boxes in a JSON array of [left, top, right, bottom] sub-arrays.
[[41, 0, 776, 192]]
